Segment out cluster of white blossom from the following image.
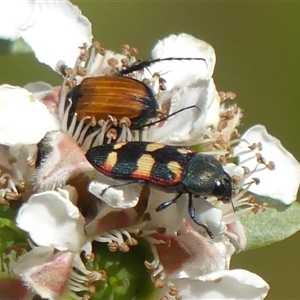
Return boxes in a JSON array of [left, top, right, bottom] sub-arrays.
[[0, 1, 299, 300]]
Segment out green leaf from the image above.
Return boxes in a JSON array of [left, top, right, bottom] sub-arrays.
[[0, 206, 27, 253], [241, 196, 300, 250]]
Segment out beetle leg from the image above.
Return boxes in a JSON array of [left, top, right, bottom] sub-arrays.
[[100, 180, 145, 196], [155, 193, 183, 212], [188, 194, 214, 239]]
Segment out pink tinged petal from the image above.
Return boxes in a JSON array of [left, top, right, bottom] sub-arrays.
[[149, 79, 220, 144], [149, 33, 216, 90], [24, 82, 61, 111], [0, 85, 59, 146], [153, 220, 234, 278], [235, 125, 300, 204], [85, 207, 138, 236], [14, 247, 74, 300], [17, 1, 92, 70], [158, 269, 269, 300], [16, 189, 86, 252], [226, 220, 247, 252], [36, 131, 93, 190], [88, 179, 142, 209]]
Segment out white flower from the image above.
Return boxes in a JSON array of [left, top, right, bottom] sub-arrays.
[[0, 0, 92, 69], [16, 187, 86, 251], [148, 33, 216, 88], [144, 33, 220, 145], [15, 187, 103, 300], [0, 85, 59, 146]]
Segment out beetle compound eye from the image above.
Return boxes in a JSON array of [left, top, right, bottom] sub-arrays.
[[213, 180, 226, 197], [212, 172, 232, 202]]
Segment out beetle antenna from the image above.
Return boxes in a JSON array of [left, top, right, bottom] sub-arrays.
[[230, 198, 236, 213], [131, 105, 200, 130], [119, 57, 207, 75]]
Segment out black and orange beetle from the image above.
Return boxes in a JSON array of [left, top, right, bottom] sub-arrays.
[[66, 57, 206, 129], [85, 141, 232, 238]]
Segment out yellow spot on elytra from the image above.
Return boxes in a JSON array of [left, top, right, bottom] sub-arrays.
[[113, 142, 126, 150], [133, 154, 154, 178], [146, 143, 165, 152], [177, 148, 192, 155], [167, 161, 182, 182], [104, 151, 118, 170]]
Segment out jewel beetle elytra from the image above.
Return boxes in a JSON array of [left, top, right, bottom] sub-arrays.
[[66, 57, 206, 129], [85, 141, 232, 238]]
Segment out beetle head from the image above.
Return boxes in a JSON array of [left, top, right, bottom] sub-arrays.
[[184, 154, 232, 202]]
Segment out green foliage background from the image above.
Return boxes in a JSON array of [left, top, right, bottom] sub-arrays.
[[0, 2, 299, 299]]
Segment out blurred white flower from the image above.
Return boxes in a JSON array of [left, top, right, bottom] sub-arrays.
[[0, 0, 92, 69]]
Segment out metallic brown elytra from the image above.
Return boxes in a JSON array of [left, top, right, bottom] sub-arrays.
[[66, 76, 158, 128]]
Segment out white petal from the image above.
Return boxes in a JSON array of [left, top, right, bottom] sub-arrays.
[[148, 33, 216, 90], [23, 81, 53, 99], [18, 0, 92, 70], [155, 269, 269, 300], [144, 189, 184, 233], [0, 0, 33, 40], [235, 125, 300, 204], [16, 190, 86, 252], [169, 269, 269, 300], [0, 85, 59, 146], [148, 79, 220, 145], [88, 179, 142, 209], [35, 131, 93, 191], [153, 219, 234, 278], [190, 199, 226, 239]]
